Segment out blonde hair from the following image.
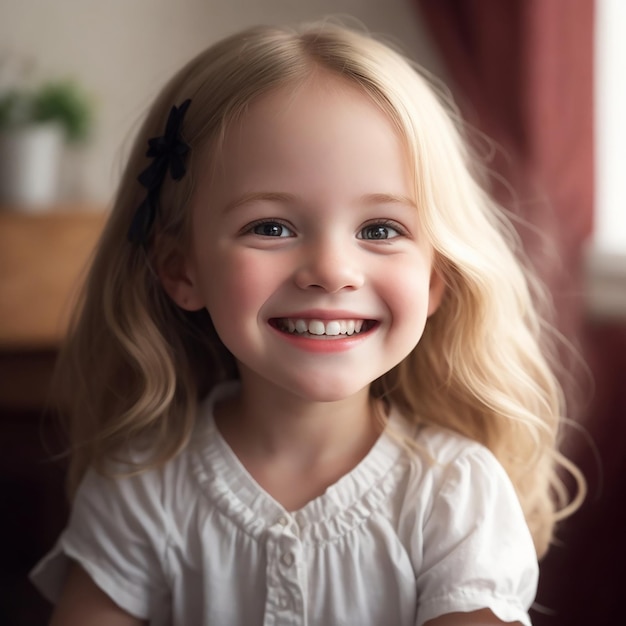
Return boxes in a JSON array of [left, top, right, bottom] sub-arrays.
[[55, 21, 583, 558]]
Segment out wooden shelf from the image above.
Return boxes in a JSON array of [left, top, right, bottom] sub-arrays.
[[0, 207, 107, 351]]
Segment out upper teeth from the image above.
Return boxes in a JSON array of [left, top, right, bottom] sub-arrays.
[[282, 319, 365, 336]]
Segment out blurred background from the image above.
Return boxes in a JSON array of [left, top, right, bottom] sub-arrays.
[[0, 0, 624, 624], [0, 0, 443, 206]]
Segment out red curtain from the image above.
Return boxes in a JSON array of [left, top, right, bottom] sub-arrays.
[[416, 0, 594, 347], [412, 2, 626, 624]]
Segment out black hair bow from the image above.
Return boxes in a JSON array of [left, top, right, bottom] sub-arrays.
[[128, 98, 192, 245]]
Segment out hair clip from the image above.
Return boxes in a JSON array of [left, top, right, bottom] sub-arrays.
[[127, 99, 192, 245]]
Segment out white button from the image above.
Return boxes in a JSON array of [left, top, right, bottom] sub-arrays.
[[278, 596, 289, 610], [281, 552, 294, 567], [277, 516, 289, 527]]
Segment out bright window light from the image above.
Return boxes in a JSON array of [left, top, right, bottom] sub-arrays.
[[595, 0, 626, 254]]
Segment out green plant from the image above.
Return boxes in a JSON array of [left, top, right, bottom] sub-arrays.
[[0, 80, 93, 143]]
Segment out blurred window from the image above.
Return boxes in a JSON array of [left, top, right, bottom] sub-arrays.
[[595, 0, 626, 254]]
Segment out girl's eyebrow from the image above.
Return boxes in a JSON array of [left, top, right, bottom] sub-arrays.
[[223, 191, 297, 213], [360, 193, 417, 209], [222, 191, 417, 213]]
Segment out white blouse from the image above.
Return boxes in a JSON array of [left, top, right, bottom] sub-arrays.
[[31, 382, 538, 626]]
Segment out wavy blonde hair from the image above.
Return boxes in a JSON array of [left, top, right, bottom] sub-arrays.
[[55, 21, 583, 558]]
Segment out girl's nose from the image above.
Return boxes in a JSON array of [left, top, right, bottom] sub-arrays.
[[293, 237, 365, 293]]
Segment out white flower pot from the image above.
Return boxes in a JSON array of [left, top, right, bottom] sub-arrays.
[[0, 123, 64, 210]]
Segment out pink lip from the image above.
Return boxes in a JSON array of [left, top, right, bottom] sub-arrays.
[[271, 309, 373, 320], [268, 318, 378, 354]]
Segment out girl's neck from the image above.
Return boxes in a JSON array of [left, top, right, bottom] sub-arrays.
[[213, 376, 385, 510]]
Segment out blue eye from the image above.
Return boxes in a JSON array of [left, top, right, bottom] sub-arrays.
[[250, 221, 294, 237], [358, 223, 402, 240]]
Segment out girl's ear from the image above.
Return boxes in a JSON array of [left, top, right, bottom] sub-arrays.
[[157, 248, 205, 312], [427, 267, 446, 317]]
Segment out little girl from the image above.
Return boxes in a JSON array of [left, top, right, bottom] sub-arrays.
[[32, 21, 583, 626]]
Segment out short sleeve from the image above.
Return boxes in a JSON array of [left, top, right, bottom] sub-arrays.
[[415, 446, 538, 626], [29, 467, 170, 619]]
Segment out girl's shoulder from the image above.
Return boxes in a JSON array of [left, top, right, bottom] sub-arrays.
[[390, 413, 514, 510], [391, 411, 498, 472]]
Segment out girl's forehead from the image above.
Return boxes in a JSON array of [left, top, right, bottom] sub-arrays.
[[202, 78, 405, 173], [213, 72, 401, 154], [192, 69, 419, 209], [188, 73, 419, 224]]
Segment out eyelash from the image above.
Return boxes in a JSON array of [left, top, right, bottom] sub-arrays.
[[357, 220, 406, 240], [242, 218, 407, 239], [244, 219, 295, 238]]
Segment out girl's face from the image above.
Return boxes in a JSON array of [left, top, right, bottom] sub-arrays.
[[166, 74, 444, 403]]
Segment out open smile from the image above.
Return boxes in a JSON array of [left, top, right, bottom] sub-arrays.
[[270, 318, 377, 337]]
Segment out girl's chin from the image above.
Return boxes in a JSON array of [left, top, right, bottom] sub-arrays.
[[241, 371, 372, 405]]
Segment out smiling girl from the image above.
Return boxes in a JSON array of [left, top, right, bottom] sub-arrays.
[[32, 21, 583, 626]]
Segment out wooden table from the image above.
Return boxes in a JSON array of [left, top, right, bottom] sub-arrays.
[[0, 207, 107, 409], [0, 207, 107, 349]]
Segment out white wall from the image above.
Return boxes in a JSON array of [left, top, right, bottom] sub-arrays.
[[0, 0, 442, 205]]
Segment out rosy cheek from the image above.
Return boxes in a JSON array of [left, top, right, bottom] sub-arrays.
[[387, 266, 431, 314], [209, 254, 274, 313]]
